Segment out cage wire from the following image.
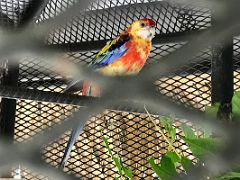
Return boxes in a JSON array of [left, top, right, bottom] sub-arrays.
[[0, 0, 238, 179]]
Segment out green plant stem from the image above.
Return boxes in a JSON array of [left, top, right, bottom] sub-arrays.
[[144, 105, 180, 157], [102, 134, 125, 180]]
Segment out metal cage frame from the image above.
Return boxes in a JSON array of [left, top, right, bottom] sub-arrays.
[[0, 0, 238, 179]]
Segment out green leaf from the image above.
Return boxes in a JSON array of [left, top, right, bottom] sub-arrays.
[[232, 91, 240, 120], [166, 151, 180, 164], [160, 117, 176, 140], [123, 166, 133, 179], [205, 103, 220, 118], [103, 136, 132, 179], [181, 125, 196, 139], [160, 116, 173, 125], [218, 171, 240, 179], [102, 136, 113, 156], [114, 177, 119, 180], [201, 123, 212, 138], [160, 117, 173, 132], [113, 156, 123, 176], [180, 156, 193, 171], [148, 157, 162, 178], [148, 156, 177, 180], [160, 155, 177, 179], [184, 137, 219, 157], [170, 128, 176, 142]]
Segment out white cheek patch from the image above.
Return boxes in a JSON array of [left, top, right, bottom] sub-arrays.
[[136, 29, 149, 40], [136, 27, 156, 40], [149, 27, 156, 39]]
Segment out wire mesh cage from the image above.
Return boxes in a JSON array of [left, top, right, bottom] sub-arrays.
[[0, 0, 239, 179]]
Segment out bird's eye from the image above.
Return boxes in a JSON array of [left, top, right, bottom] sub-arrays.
[[140, 22, 146, 27]]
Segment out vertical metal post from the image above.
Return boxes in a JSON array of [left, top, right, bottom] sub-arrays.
[[0, 63, 19, 141], [211, 1, 234, 121], [0, 62, 19, 178], [0, 9, 16, 177]]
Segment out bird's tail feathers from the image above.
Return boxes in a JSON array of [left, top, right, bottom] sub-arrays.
[[82, 80, 90, 96], [82, 80, 101, 97], [59, 127, 83, 169]]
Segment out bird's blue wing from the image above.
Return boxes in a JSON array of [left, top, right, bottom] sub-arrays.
[[64, 33, 130, 94], [91, 33, 130, 69], [92, 45, 128, 69]]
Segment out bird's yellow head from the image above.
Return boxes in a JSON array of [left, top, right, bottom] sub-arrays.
[[128, 18, 156, 41]]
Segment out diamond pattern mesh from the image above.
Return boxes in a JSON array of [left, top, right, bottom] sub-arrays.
[[43, 0, 211, 44], [42, 111, 198, 179], [0, 0, 235, 179], [15, 45, 205, 179], [36, 0, 77, 23], [0, 0, 29, 24], [234, 36, 240, 91], [155, 48, 211, 110]]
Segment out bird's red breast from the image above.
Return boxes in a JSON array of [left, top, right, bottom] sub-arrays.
[[99, 39, 151, 75]]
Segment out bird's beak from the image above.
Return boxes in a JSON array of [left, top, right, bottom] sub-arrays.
[[150, 27, 156, 38], [147, 27, 156, 40]]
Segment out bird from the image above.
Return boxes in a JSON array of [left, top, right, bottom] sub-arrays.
[[59, 18, 156, 169]]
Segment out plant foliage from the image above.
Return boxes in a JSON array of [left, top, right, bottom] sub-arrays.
[[103, 136, 133, 180], [103, 113, 222, 179]]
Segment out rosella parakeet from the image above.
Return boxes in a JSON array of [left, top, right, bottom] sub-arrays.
[[60, 18, 156, 168]]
